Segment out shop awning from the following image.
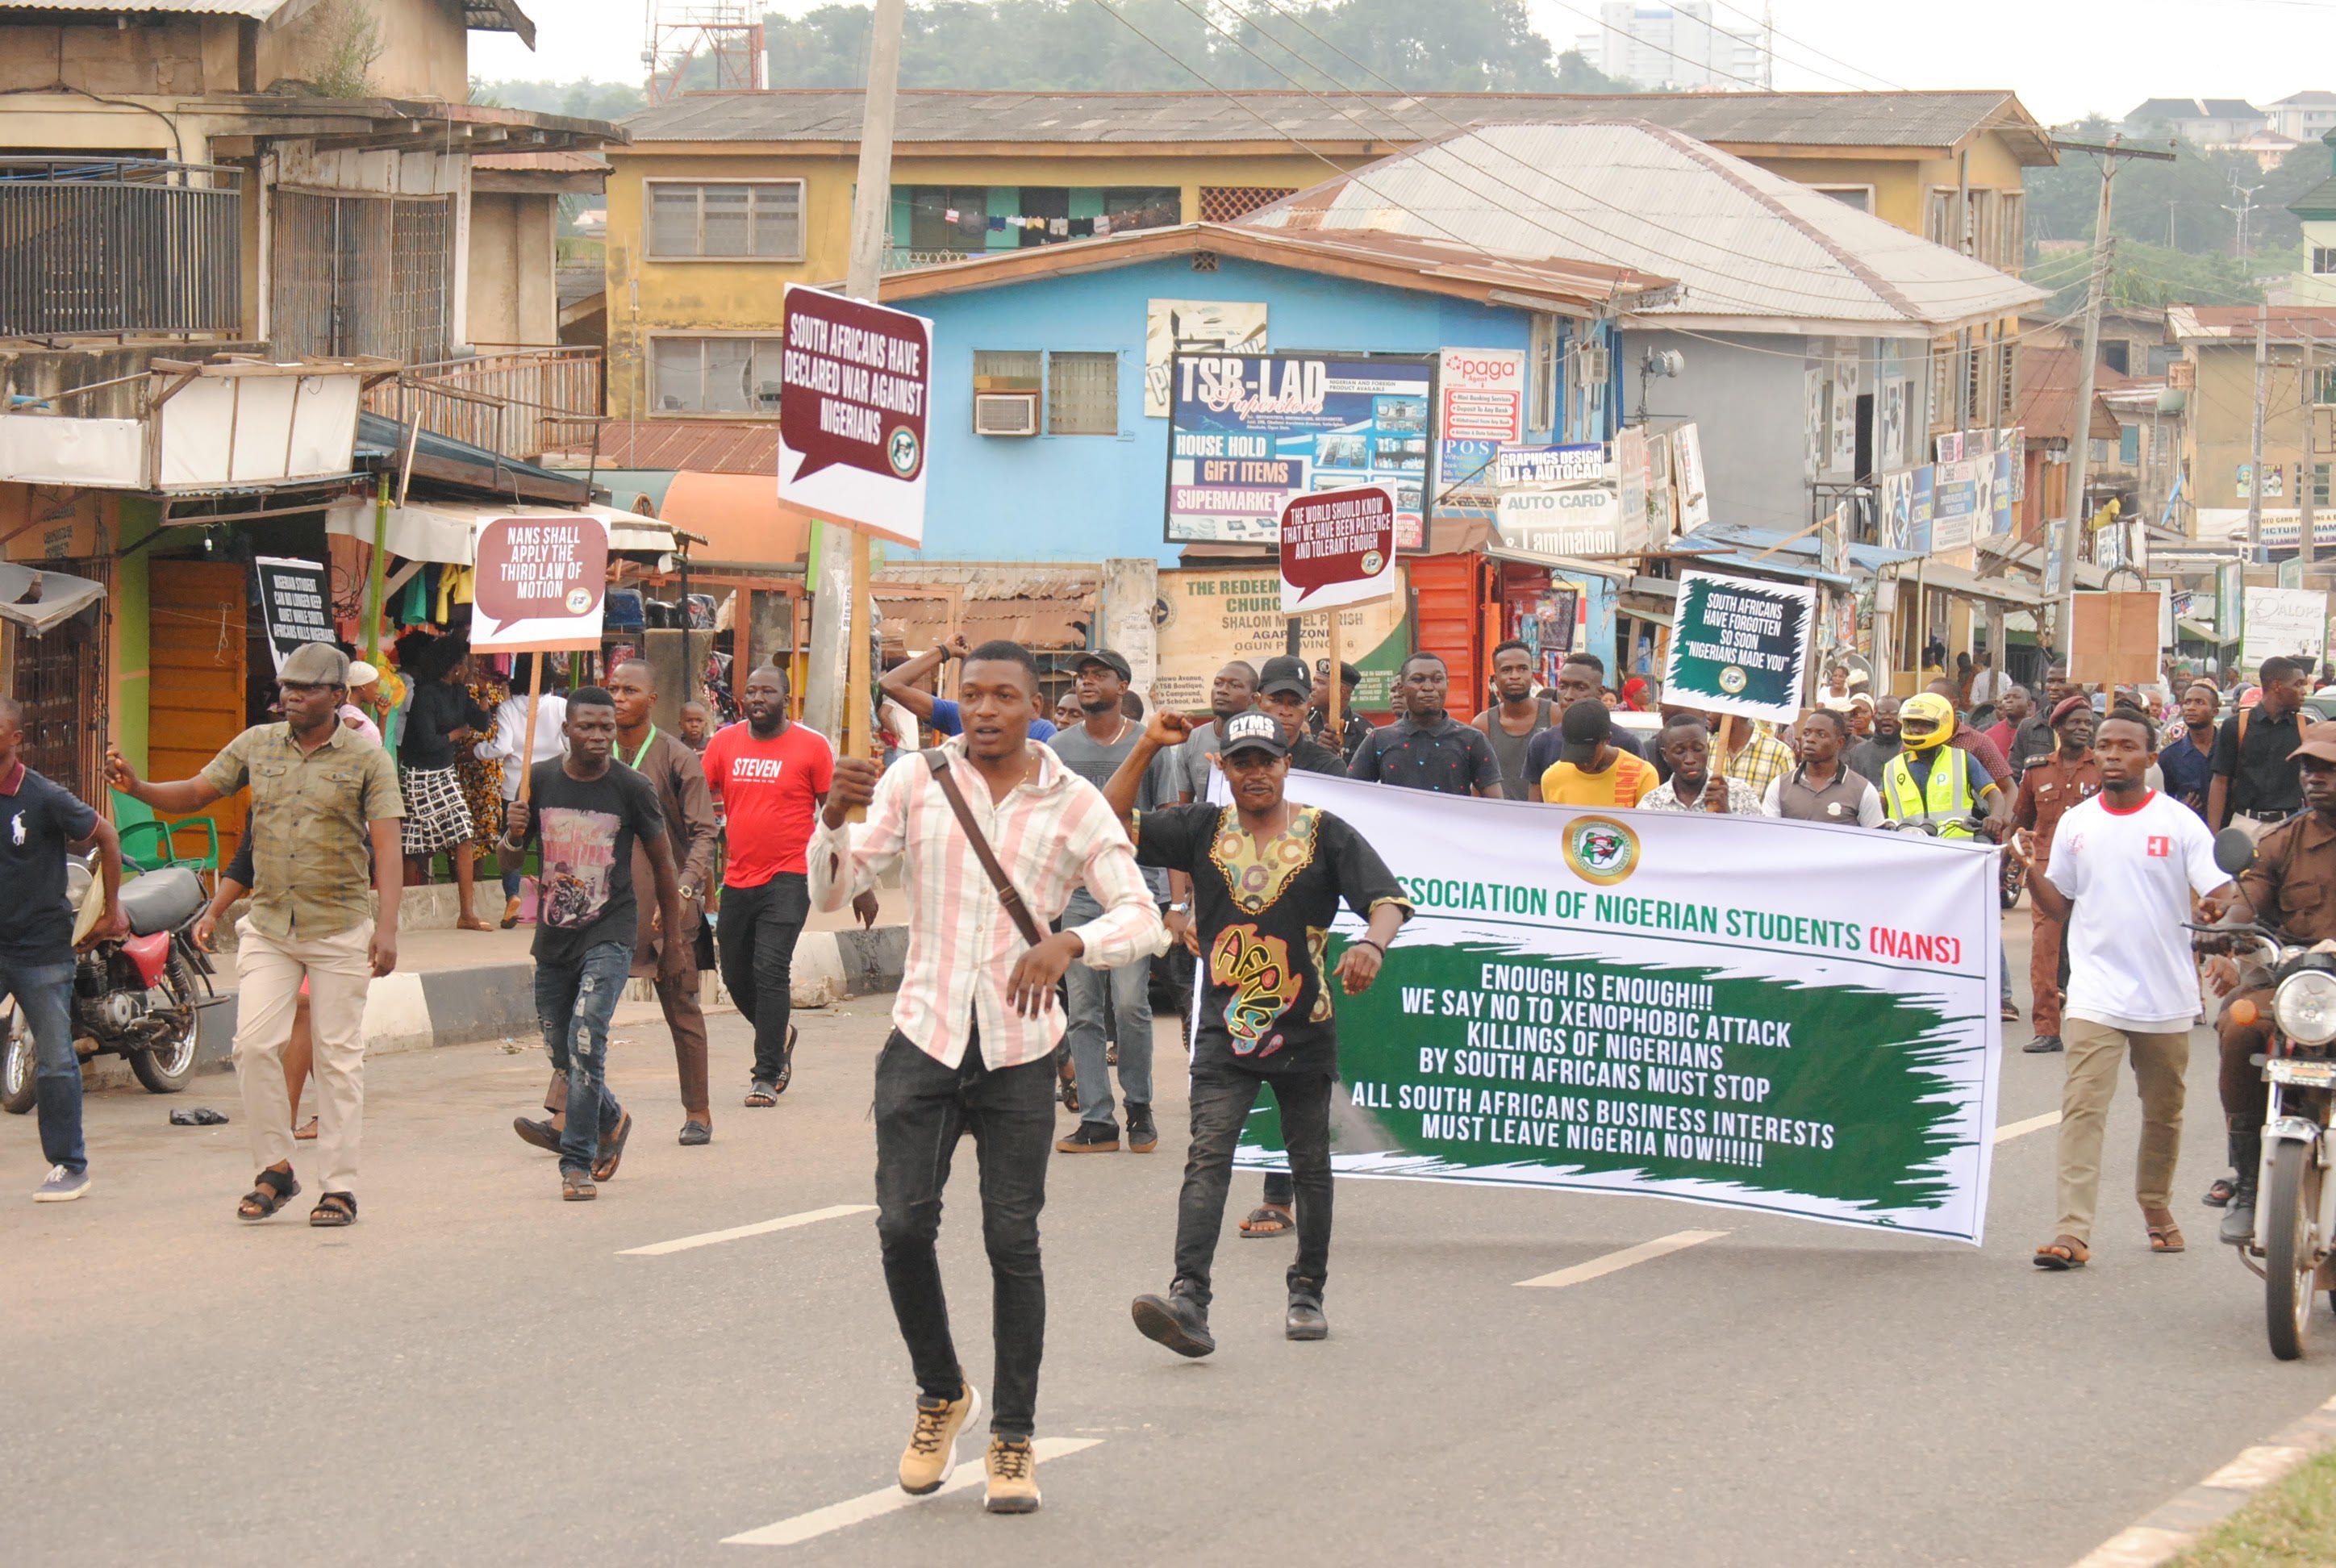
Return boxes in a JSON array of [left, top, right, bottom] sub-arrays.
[[1673, 521, 1924, 581], [0, 561, 104, 636], [1904, 560, 2046, 607], [2177, 616, 2233, 644], [1483, 544, 1634, 581], [325, 498, 679, 564]]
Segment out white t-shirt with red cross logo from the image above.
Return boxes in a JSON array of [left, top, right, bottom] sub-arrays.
[[2044, 789, 2227, 1032]]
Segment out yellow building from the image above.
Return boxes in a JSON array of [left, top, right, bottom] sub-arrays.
[[2167, 304, 2336, 557], [602, 87, 2054, 421]]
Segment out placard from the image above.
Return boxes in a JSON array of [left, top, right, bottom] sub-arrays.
[[2069, 591, 2169, 687], [1166, 352, 1432, 548], [776, 283, 932, 548], [1236, 769, 2002, 1244], [2243, 586, 2330, 671], [1662, 568, 1817, 726], [252, 555, 334, 673], [1279, 485, 1396, 615], [470, 515, 611, 652]]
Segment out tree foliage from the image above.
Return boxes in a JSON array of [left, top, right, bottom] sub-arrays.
[[2025, 115, 2334, 261], [472, 77, 649, 121], [761, 0, 1632, 94]]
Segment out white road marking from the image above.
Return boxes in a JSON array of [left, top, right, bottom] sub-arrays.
[[1994, 1111, 2062, 1144], [721, 1437, 1103, 1546], [1516, 1228, 1728, 1289], [620, 1203, 875, 1257]]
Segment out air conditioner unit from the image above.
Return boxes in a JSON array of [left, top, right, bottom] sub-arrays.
[[1575, 344, 1609, 383], [974, 390, 1040, 437]]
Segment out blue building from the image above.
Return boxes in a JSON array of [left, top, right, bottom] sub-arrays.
[[874, 222, 1665, 569]]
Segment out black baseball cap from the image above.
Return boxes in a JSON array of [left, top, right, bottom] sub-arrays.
[[1220, 711, 1291, 758], [1258, 654, 1312, 699], [1074, 648, 1133, 682], [1313, 657, 1362, 686], [1557, 699, 1612, 765]]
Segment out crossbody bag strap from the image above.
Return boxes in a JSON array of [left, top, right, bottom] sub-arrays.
[[921, 749, 1048, 948]]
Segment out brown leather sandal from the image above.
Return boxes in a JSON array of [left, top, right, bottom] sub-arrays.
[[2033, 1235, 2090, 1270], [2144, 1208, 2186, 1253]]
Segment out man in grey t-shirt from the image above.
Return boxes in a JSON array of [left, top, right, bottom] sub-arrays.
[[1175, 661, 1262, 804], [1049, 651, 1177, 1156]]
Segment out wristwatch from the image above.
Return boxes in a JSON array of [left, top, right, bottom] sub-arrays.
[[680, 883, 700, 903], [1167, 902, 1190, 914]]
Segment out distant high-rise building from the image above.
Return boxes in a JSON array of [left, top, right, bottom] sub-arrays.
[[1574, 2, 1771, 93]]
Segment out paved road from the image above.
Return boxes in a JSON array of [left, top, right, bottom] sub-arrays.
[[8, 925, 2336, 1566]]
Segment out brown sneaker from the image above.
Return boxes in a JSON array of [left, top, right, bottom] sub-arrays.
[[982, 1433, 1041, 1514], [898, 1383, 981, 1495]]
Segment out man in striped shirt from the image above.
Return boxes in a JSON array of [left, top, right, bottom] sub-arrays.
[[811, 639, 1162, 1516]]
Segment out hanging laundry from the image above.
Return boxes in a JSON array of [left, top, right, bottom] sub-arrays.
[[1094, 215, 1112, 236], [1049, 217, 1069, 236], [988, 215, 1006, 231], [944, 207, 960, 223], [1069, 217, 1094, 238]]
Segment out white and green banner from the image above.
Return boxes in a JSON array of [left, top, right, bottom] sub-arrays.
[[1238, 774, 2004, 1244]]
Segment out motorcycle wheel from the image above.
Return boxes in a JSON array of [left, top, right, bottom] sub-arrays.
[[128, 953, 203, 1096], [2265, 1137, 2322, 1362], [1, 1004, 32, 1115], [2000, 858, 2025, 911]]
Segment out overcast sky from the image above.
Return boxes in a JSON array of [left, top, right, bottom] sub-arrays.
[[473, 0, 2336, 127]]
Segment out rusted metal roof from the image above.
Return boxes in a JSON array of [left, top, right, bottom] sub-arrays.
[[542, 420, 780, 475], [877, 220, 1676, 319], [3, 0, 532, 35], [624, 88, 2054, 164]]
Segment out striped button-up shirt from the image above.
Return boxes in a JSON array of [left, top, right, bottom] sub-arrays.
[[1718, 728, 1796, 799], [807, 739, 1164, 1070]]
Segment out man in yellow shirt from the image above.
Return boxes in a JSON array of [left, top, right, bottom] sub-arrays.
[[1539, 700, 1660, 807]]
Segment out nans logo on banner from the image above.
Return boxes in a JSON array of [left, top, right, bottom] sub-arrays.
[[1564, 815, 1641, 886]]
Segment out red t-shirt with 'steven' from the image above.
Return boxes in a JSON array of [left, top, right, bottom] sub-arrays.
[[702, 719, 836, 886]]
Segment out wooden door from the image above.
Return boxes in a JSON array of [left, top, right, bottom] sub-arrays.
[[146, 560, 248, 869]]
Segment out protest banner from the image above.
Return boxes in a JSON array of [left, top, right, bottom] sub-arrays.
[[1166, 352, 1432, 548], [252, 555, 334, 673], [1662, 568, 1817, 726], [775, 284, 932, 549], [472, 513, 611, 805], [1233, 771, 2002, 1243]]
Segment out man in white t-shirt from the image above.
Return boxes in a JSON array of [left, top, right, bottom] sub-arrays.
[[2020, 710, 2234, 1270]]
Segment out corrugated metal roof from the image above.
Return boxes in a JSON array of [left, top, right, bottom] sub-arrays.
[[623, 88, 2053, 163], [0, 0, 290, 13], [2168, 304, 2336, 340], [540, 419, 781, 476], [1242, 120, 2044, 333]]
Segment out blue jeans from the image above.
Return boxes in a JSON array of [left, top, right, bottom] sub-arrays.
[[2, 957, 82, 1176], [1062, 893, 1153, 1126], [536, 940, 629, 1174]]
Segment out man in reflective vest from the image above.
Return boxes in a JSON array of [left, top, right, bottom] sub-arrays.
[[1881, 692, 2010, 844]]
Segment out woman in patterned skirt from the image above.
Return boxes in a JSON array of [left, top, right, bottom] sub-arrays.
[[398, 636, 495, 930]]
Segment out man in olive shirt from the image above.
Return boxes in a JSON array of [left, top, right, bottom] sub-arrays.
[[106, 643, 403, 1228]]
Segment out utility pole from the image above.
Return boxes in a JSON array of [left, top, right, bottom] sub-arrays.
[[2249, 302, 2268, 565], [2226, 181, 2265, 260], [2052, 135, 2176, 653], [2304, 331, 2318, 568], [801, 0, 906, 744]]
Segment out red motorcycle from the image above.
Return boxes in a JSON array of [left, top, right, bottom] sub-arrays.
[[2, 861, 215, 1111]]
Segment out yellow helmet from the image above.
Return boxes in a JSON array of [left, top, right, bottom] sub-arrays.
[[1898, 692, 1955, 752]]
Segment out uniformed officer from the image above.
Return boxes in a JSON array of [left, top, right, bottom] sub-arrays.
[[2013, 697, 2104, 1055]]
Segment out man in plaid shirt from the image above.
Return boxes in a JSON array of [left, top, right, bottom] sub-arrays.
[[811, 639, 1162, 1516]]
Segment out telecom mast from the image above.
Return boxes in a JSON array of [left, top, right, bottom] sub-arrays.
[[642, 2, 767, 102]]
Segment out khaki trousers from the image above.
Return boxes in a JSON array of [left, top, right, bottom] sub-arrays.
[[234, 917, 373, 1197], [2054, 1016, 2191, 1245]]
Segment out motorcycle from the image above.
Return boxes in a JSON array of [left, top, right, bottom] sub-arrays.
[[1, 858, 216, 1114], [2195, 826, 2336, 1362]]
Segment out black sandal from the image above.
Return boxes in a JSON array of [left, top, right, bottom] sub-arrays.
[[2205, 1175, 2237, 1207], [236, 1167, 300, 1222], [310, 1191, 357, 1228]]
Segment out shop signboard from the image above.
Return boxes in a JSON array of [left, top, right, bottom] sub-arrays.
[[1931, 459, 1979, 552], [1166, 352, 1433, 548], [1435, 348, 1526, 504], [776, 283, 932, 548], [1154, 565, 1408, 711], [1145, 299, 1266, 418], [1672, 423, 1710, 531], [1496, 444, 1606, 488], [1495, 486, 1624, 560], [1615, 427, 1650, 553], [2243, 586, 2330, 670]]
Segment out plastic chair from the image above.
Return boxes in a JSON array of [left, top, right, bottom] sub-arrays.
[[111, 790, 219, 882]]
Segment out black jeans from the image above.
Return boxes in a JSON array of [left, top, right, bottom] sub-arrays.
[[716, 874, 809, 1085], [1177, 1065, 1334, 1306], [873, 1027, 1054, 1437]]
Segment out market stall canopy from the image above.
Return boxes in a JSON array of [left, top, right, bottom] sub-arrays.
[[324, 498, 678, 564], [0, 561, 104, 636], [1910, 560, 2046, 607], [656, 472, 815, 569]]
